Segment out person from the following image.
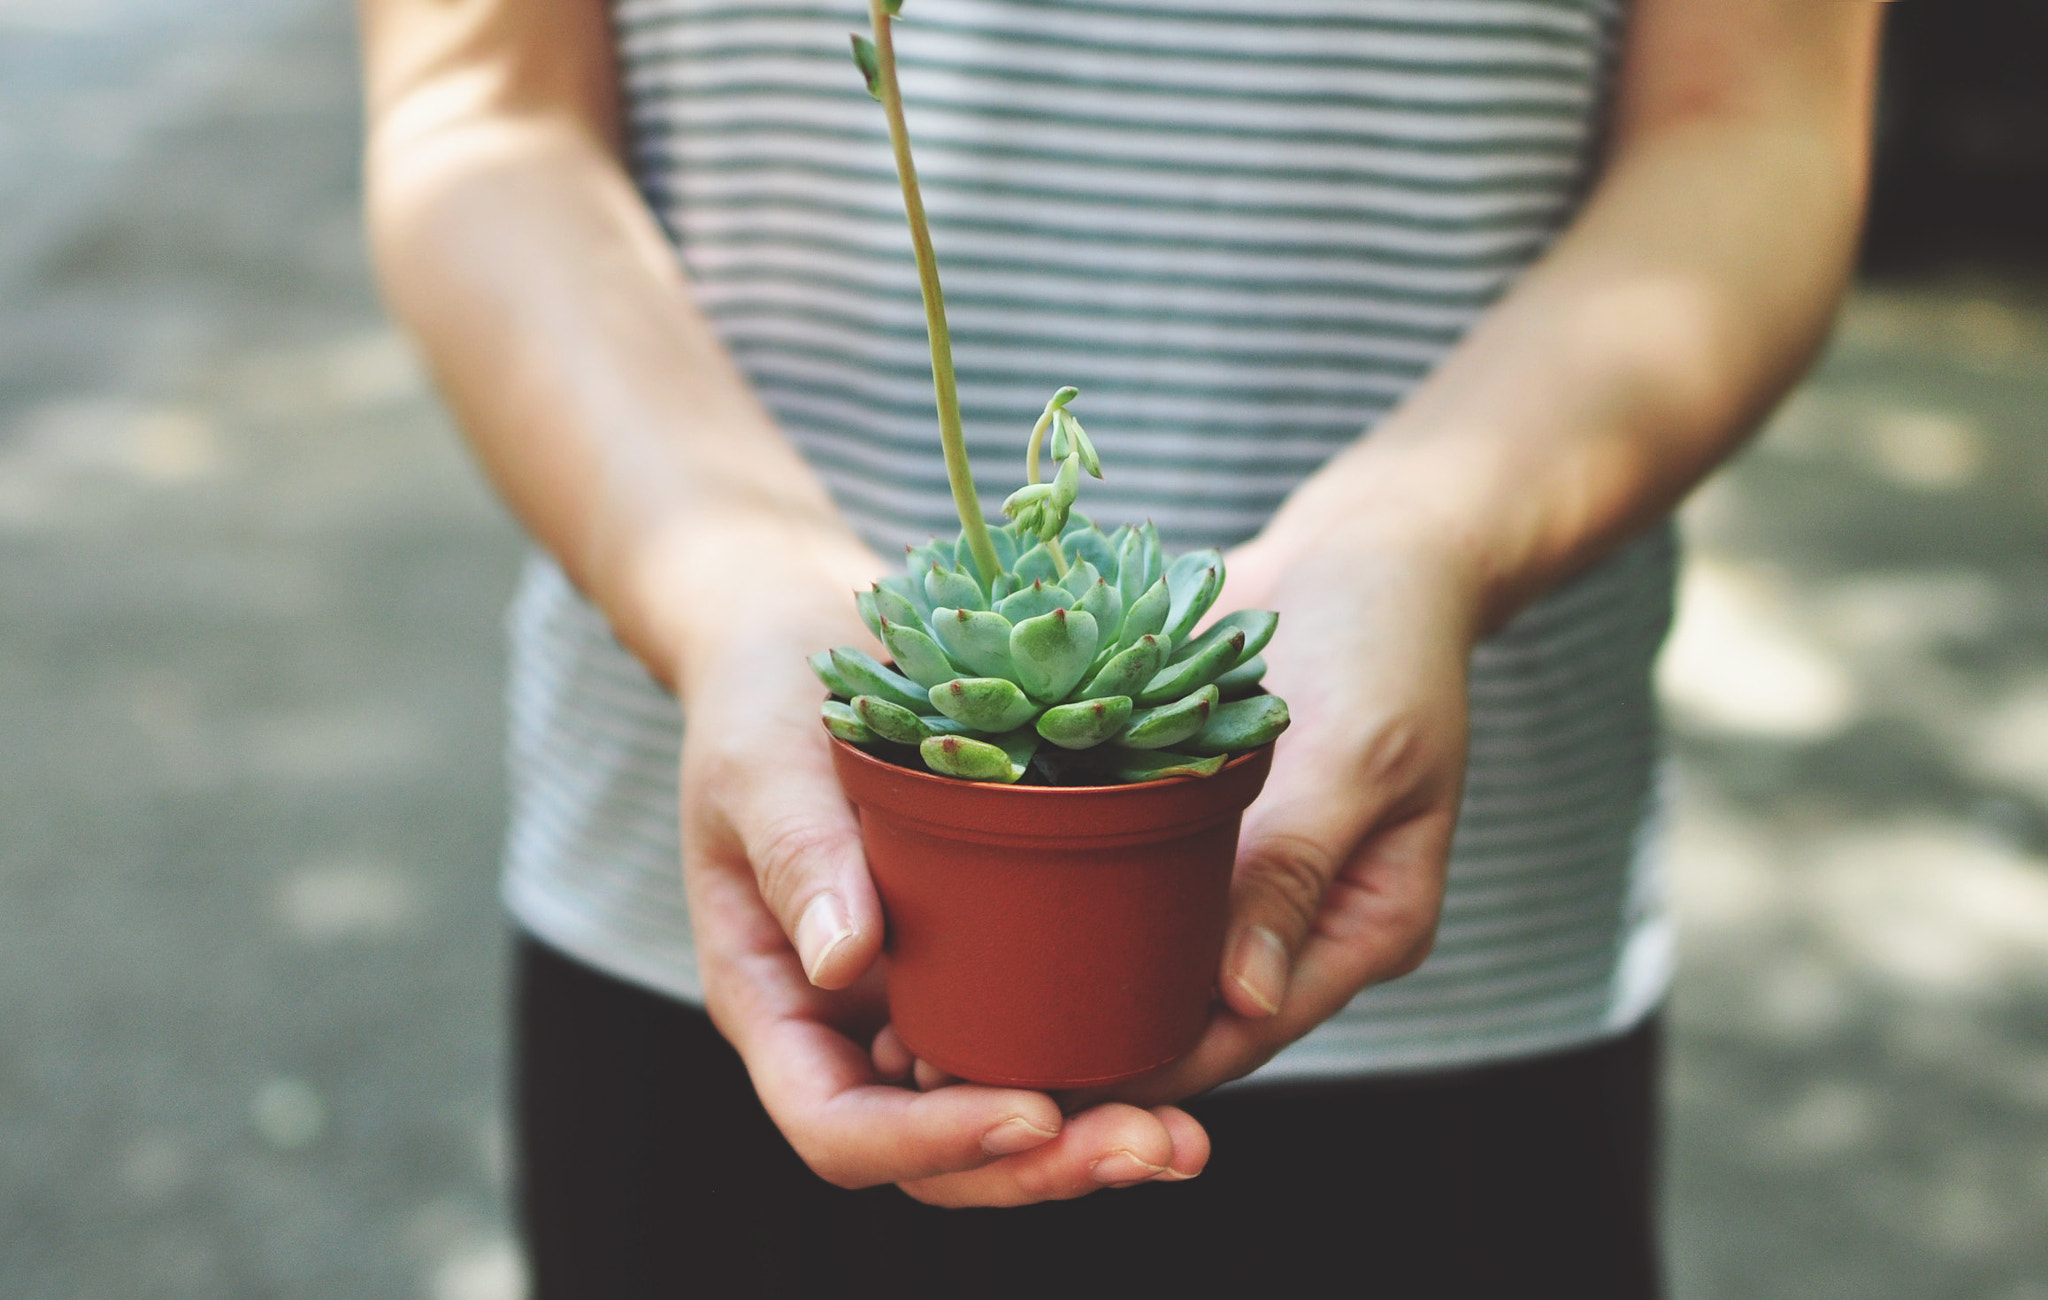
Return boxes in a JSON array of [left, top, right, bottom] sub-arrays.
[[359, 0, 1881, 1293]]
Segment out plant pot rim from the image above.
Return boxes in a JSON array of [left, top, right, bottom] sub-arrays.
[[825, 730, 1271, 796]]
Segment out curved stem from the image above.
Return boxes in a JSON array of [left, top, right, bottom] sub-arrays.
[[869, 0, 1003, 585], [1023, 407, 1053, 485]]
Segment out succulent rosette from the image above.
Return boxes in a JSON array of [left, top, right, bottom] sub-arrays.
[[813, 390, 1289, 785], [816, 0, 1287, 783]]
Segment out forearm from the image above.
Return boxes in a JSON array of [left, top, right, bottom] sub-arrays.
[[1258, 6, 1879, 636], [365, 70, 874, 691]]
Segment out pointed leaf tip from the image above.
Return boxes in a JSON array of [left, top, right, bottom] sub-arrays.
[[849, 33, 882, 97]]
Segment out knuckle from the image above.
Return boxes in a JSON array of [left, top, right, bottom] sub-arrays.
[[1240, 833, 1336, 935], [748, 813, 848, 910]]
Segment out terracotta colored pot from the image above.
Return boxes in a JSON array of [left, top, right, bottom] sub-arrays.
[[829, 737, 1274, 1089]]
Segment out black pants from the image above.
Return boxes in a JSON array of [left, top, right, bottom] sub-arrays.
[[514, 934, 1663, 1299]]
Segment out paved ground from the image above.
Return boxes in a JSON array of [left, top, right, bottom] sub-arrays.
[[0, 3, 2042, 1297]]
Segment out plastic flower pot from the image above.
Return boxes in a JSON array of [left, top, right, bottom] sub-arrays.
[[829, 737, 1275, 1089]]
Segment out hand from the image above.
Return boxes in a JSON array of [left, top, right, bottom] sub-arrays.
[[1071, 523, 1478, 1106], [670, 519, 1210, 1205]]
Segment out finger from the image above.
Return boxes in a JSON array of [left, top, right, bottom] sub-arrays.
[[913, 1058, 959, 1092], [899, 1103, 1185, 1208], [1149, 1105, 1210, 1181], [871, 1024, 913, 1083], [685, 696, 884, 991], [1220, 723, 1415, 1018], [687, 840, 1066, 1189]]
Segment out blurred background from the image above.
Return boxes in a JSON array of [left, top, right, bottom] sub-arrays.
[[0, 1, 2042, 1296]]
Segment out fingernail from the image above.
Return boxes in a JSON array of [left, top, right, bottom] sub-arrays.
[[795, 893, 853, 984], [1231, 925, 1288, 1015], [1091, 1150, 1168, 1186], [1154, 1166, 1200, 1182], [981, 1115, 1059, 1157]]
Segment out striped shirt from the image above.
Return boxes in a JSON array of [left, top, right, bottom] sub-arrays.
[[503, 0, 1677, 1080]]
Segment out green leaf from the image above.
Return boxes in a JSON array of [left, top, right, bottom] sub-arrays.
[[1057, 559, 1100, 596], [879, 618, 957, 688], [1051, 452, 1081, 512], [880, 0, 903, 14], [989, 524, 1021, 572], [989, 572, 1016, 602], [822, 700, 872, 744], [1121, 685, 1219, 750], [1137, 629, 1243, 705], [1183, 693, 1290, 755], [1074, 577, 1123, 643], [828, 647, 930, 712], [1012, 542, 1062, 586], [927, 676, 1039, 732], [870, 580, 923, 630], [1117, 577, 1171, 651], [1171, 608, 1277, 668], [1101, 747, 1226, 782], [809, 650, 856, 698], [930, 607, 1018, 681], [1213, 654, 1267, 700], [877, 572, 932, 622], [995, 577, 1073, 622], [1035, 695, 1132, 749], [925, 564, 987, 612], [852, 694, 930, 744], [1162, 549, 1223, 644], [849, 33, 882, 98], [920, 733, 1024, 783], [1115, 528, 1149, 609], [854, 587, 882, 640], [1009, 607, 1099, 702], [1064, 527, 1118, 582], [1077, 633, 1164, 701]]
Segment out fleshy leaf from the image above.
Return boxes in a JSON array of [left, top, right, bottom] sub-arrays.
[[1136, 629, 1243, 705], [1183, 694, 1290, 755], [927, 677, 1038, 732], [852, 694, 931, 744], [822, 700, 872, 743], [989, 525, 1020, 572], [1162, 549, 1224, 643], [809, 650, 856, 699], [920, 733, 1023, 783], [855, 588, 882, 640], [931, 607, 1018, 682], [828, 647, 930, 712], [1101, 747, 1226, 782], [1035, 695, 1132, 749], [1010, 607, 1099, 703], [849, 33, 881, 99], [1116, 577, 1171, 650], [1012, 542, 1061, 586], [1115, 529, 1150, 609], [877, 572, 931, 622], [996, 578, 1073, 623], [1121, 685, 1219, 750], [925, 564, 987, 613], [1213, 654, 1267, 700], [1057, 559, 1100, 596], [1171, 609, 1277, 668], [1074, 578, 1123, 643], [1077, 634, 1164, 701], [989, 572, 1015, 601], [1067, 527, 1117, 582], [879, 618, 957, 688]]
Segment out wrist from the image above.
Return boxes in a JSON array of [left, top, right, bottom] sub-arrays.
[[617, 506, 884, 700]]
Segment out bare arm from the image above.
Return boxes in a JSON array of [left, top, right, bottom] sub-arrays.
[[360, 0, 1207, 1203], [1099, 0, 1885, 1102]]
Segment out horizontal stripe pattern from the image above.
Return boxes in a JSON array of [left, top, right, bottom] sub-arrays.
[[503, 0, 1678, 1082]]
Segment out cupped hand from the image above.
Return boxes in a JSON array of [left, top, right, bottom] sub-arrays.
[[670, 524, 1209, 1205], [1068, 524, 1480, 1107]]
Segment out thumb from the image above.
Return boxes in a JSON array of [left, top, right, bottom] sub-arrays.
[[687, 713, 883, 990], [1218, 722, 1431, 1019]]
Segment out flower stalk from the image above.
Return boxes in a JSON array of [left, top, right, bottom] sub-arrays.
[[856, 0, 1004, 586]]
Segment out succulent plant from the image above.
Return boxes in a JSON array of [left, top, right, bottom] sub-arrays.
[[814, 0, 1288, 784]]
